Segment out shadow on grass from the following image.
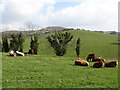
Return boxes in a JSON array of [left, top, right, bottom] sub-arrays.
[[110, 43, 120, 45], [69, 64, 76, 66], [71, 64, 118, 69], [70, 64, 92, 67]]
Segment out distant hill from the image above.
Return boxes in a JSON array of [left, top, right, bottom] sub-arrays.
[[0, 26, 118, 38], [0, 26, 73, 37]]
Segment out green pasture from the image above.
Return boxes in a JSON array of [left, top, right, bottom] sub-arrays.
[[2, 53, 118, 88], [22, 30, 118, 58], [2, 30, 119, 88]]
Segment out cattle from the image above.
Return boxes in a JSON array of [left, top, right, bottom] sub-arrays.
[[87, 54, 105, 62], [105, 61, 118, 67], [75, 58, 89, 66], [16, 51, 25, 56], [28, 49, 34, 55], [93, 60, 104, 68], [9, 51, 16, 57], [93, 57, 105, 62], [86, 54, 95, 62]]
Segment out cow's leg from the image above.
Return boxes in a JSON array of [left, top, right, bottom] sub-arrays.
[[87, 57, 89, 61], [92, 58, 94, 62]]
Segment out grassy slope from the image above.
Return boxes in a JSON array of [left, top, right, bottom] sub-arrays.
[[23, 30, 118, 58], [2, 30, 118, 88]]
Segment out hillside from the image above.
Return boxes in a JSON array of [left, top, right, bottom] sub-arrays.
[[2, 29, 118, 88], [22, 30, 118, 59], [0, 26, 70, 37], [1, 26, 118, 38]]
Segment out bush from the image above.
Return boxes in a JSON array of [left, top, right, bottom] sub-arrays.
[[10, 33, 25, 52], [30, 35, 39, 54], [47, 32, 73, 56], [76, 38, 81, 57], [2, 36, 9, 52]]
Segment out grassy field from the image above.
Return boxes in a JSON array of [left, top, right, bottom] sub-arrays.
[[22, 30, 118, 58], [2, 53, 118, 88], [2, 30, 119, 88]]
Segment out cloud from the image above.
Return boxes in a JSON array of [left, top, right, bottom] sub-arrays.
[[1, 0, 119, 31], [44, 0, 118, 31], [1, 0, 55, 29]]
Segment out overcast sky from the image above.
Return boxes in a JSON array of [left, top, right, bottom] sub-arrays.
[[0, 0, 119, 31]]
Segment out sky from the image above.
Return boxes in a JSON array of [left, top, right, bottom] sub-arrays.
[[0, 0, 119, 31]]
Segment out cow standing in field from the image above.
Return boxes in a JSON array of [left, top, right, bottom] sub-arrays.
[[75, 58, 89, 66], [105, 61, 118, 67], [86, 54, 95, 62], [87, 54, 105, 62]]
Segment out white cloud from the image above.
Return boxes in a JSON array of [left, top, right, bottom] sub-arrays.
[[44, 0, 118, 31], [1, 0, 55, 27], [1, 0, 119, 31]]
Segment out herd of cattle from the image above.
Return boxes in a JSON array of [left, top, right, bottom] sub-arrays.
[[9, 51, 118, 68], [75, 54, 118, 68]]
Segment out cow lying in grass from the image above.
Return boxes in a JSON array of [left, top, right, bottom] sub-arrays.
[[93, 60, 104, 68], [93, 60, 118, 68], [93, 57, 105, 62], [9, 51, 16, 57], [28, 49, 34, 54], [105, 61, 118, 67], [16, 51, 25, 56], [75, 58, 89, 66], [86, 54, 105, 62], [9, 50, 24, 56]]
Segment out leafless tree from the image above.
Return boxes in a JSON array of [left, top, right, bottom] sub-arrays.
[[25, 21, 40, 31], [25, 21, 40, 36]]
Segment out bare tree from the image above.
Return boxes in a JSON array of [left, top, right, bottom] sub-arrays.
[[25, 21, 40, 36], [25, 21, 40, 31]]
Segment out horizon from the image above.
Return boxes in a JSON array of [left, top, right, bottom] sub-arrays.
[[0, 26, 118, 33], [0, 0, 119, 32]]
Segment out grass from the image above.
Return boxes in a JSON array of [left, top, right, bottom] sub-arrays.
[[2, 53, 118, 88], [2, 30, 119, 88], [22, 30, 118, 58]]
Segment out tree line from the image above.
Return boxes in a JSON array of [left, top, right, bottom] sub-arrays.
[[1, 32, 81, 57], [1, 32, 39, 55]]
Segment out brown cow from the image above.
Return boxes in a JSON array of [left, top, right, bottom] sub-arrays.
[[86, 54, 95, 62], [87, 53, 105, 62], [93, 60, 104, 68], [28, 49, 34, 54], [105, 61, 118, 67], [75, 58, 89, 66], [93, 57, 105, 62]]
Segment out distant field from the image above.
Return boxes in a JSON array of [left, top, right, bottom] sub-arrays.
[[2, 53, 118, 88], [2, 30, 119, 88]]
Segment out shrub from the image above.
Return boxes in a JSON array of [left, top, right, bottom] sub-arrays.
[[2, 36, 9, 52], [30, 35, 39, 54], [76, 38, 81, 57], [10, 33, 25, 52], [47, 32, 73, 56]]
